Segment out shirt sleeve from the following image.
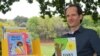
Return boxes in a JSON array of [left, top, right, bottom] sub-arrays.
[[89, 30, 100, 56]]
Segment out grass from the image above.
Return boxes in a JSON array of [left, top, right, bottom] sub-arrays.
[[41, 43, 55, 56]]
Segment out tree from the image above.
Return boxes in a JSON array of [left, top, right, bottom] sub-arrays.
[[0, 0, 100, 22], [36, 0, 100, 22], [13, 16, 28, 26], [27, 17, 40, 39], [3, 20, 16, 26], [0, 19, 7, 22], [0, 0, 33, 14], [27, 16, 68, 39]]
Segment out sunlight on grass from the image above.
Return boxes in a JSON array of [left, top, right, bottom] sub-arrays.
[[41, 43, 55, 56]]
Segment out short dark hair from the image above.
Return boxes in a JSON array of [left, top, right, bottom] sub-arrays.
[[65, 4, 83, 23], [17, 41, 23, 46]]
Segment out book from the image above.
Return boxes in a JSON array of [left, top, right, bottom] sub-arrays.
[[7, 32, 26, 56], [22, 32, 32, 55], [3, 27, 33, 56], [54, 37, 77, 56]]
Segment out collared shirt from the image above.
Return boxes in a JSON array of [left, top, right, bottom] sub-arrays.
[[53, 26, 100, 56]]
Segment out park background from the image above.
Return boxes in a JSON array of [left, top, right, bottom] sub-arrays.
[[0, 0, 100, 56]]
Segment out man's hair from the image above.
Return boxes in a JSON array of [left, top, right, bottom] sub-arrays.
[[65, 4, 83, 23]]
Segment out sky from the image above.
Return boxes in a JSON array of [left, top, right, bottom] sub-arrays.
[[0, 0, 40, 19], [0, 0, 100, 20]]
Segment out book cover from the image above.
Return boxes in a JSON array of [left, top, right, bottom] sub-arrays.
[[54, 37, 77, 56], [22, 32, 32, 55], [7, 32, 26, 56]]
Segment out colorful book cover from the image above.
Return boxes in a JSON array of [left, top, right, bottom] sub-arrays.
[[54, 37, 77, 56], [22, 32, 32, 55], [7, 32, 26, 56]]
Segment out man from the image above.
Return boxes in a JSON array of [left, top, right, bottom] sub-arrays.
[[53, 4, 100, 56]]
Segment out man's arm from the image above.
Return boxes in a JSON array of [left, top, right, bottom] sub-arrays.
[[90, 30, 100, 56]]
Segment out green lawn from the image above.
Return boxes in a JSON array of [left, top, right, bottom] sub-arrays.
[[41, 43, 55, 56]]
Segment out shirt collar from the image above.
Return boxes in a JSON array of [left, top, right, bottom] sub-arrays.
[[77, 26, 84, 33], [68, 26, 84, 34]]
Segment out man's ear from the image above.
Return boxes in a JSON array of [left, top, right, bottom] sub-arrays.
[[79, 15, 83, 20]]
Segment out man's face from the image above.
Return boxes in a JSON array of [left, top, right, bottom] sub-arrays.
[[65, 7, 82, 27]]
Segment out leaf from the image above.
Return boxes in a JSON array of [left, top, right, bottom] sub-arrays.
[[54, 37, 68, 50], [27, 0, 33, 3]]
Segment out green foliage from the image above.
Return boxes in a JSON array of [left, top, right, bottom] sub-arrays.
[[13, 16, 28, 27], [0, 0, 19, 14], [0, 20, 16, 27], [0, 0, 33, 14], [27, 0, 33, 3], [0, 0, 100, 22], [82, 15, 94, 26], [4, 20, 16, 26], [54, 38, 68, 50], [35, 0, 100, 22], [27, 17, 40, 38], [27, 17, 39, 32], [0, 19, 7, 22], [27, 16, 67, 39], [82, 15, 100, 36]]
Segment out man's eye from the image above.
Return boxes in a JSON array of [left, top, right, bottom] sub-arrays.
[[72, 14, 77, 16], [66, 15, 69, 17]]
